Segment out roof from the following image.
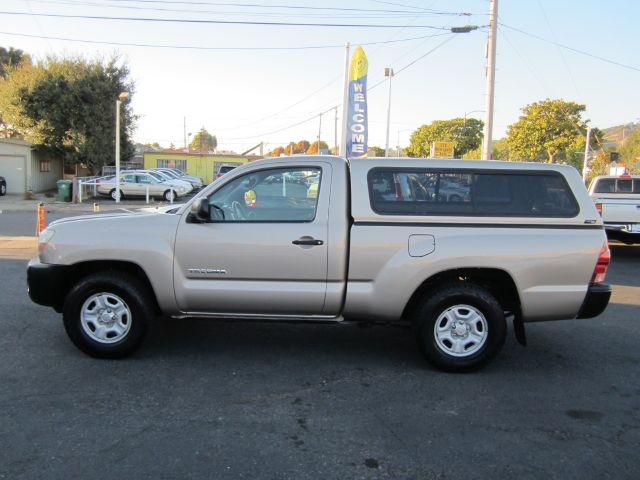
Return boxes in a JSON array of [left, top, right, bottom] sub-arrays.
[[0, 137, 32, 148]]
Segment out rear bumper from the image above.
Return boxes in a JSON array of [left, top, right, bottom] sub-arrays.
[[577, 283, 611, 319], [27, 258, 70, 312]]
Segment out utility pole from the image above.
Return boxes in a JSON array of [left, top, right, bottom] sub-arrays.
[[318, 112, 322, 154], [582, 127, 592, 183], [334, 106, 338, 155], [384, 67, 394, 157], [183, 117, 187, 152], [339, 42, 350, 157], [482, 0, 498, 160]]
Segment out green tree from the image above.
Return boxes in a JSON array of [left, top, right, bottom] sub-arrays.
[[506, 99, 591, 163], [406, 118, 483, 158], [620, 129, 640, 173], [0, 46, 29, 79], [369, 146, 385, 157], [0, 54, 135, 174], [189, 127, 217, 152]]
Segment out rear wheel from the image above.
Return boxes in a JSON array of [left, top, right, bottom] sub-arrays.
[[414, 283, 506, 372], [0, 182, 6, 196], [63, 272, 152, 358]]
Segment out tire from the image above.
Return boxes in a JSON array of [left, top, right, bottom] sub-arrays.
[[110, 188, 124, 201], [163, 189, 176, 202], [414, 283, 506, 372], [62, 272, 152, 358], [0, 182, 6, 196], [449, 194, 462, 203]]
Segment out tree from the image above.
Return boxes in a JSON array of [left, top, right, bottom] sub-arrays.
[[369, 146, 385, 157], [306, 141, 329, 155], [295, 140, 310, 154], [0, 54, 135, 174], [620, 129, 640, 173], [271, 146, 285, 157], [0, 47, 29, 79], [189, 127, 217, 152], [506, 99, 590, 163], [406, 118, 483, 158]]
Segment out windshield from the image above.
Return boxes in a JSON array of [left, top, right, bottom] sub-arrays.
[[147, 171, 166, 182]]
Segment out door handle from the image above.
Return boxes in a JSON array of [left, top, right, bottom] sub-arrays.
[[292, 237, 324, 246]]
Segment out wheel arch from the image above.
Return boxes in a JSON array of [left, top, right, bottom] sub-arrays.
[[56, 260, 161, 314], [402, 268, 521, 321]]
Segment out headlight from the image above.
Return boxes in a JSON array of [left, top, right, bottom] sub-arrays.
[[178, 187, 185, 193], [38, 228, 55, 253]]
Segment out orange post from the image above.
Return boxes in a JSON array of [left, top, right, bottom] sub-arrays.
[[36, 203, 46, 235]]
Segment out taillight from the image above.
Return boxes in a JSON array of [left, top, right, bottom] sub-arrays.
[[591, 241, 610, 283], [595, 202, 602, 216]]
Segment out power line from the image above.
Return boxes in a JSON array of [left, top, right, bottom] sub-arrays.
[[0, 29, 457, 51], [0, 10, 459, 28], [500, 23, 640, 73], [226, 33, 459, 142], [26, 0, 475, 19], [99, 0, 474, 15]]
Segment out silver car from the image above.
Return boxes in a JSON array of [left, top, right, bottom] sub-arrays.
[[153, 168, 203, 189], [97, 172, 188, 201]]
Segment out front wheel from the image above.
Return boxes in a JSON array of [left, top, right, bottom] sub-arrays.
[[110, 188, 124, 201], [163, 189, 176, 202], [62, 272, 153, 358], [414, 283, 506, 372]]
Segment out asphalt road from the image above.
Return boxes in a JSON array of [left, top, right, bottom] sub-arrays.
[[1, 243, 639, 479]]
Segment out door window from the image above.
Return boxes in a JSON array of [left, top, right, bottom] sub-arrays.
[[207, 167, 321, 222]]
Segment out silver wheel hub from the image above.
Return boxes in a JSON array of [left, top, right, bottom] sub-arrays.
[[80, 292, 132, 344], [434, 304, 488, 358]]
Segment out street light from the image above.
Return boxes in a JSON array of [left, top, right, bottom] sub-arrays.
[[384, 67, 394, 157], [463, 109, 485, 127], [396, 128, 412, 157], [114, 91, 129, 203]]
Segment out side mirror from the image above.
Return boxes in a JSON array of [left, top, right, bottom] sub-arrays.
[[190, 198, 210, 222]]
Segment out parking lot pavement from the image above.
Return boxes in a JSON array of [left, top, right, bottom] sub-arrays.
[[0, 245, 639, 479]]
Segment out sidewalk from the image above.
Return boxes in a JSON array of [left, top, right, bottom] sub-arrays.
[[0, 236, 36, 260], [0, 193, 183, 214]]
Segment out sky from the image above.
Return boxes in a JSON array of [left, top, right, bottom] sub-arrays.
[[1, 0, 639, 154]]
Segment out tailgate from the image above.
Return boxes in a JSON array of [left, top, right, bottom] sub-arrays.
[[596, 198, 640, 225]]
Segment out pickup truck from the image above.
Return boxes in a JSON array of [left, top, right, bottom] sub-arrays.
[[27, 156, 612, 372], [588, 174, 640, 244]]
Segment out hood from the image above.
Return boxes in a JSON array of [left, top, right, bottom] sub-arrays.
[[47, 209, 169, 228]]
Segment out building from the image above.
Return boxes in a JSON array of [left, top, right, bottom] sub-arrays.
[[143, 151, 262, 185], [0, 138, 63, 194]]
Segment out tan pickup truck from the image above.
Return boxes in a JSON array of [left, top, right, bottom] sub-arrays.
[[28, 156, 611, 371]]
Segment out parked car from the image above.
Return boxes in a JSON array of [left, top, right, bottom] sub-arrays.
[[589, 174, 640, 244], [28, 156, 611, 372], [0, 176, 6, 196], [215, 165, 237, 179], [96, 172, 188, 201], [138, 170, 193, 193], [153, 168, 203, 189]]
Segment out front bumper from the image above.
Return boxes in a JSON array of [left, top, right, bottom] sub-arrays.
[[27, 258, 71, 312], [577, 283, 611, 319]]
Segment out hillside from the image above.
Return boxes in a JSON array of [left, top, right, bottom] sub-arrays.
[[603, 122, 639, 145]]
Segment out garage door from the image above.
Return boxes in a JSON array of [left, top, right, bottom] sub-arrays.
[[0, 155, 26, 194]]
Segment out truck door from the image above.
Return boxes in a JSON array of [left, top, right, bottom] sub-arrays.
[[173, 163, 331, 315]]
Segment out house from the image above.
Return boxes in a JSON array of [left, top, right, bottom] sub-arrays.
[[143, 151, 262, 185], [0, 138, 63, 194]]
